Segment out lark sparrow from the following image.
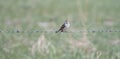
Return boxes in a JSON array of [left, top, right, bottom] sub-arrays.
[[56, 20, 70, 33]]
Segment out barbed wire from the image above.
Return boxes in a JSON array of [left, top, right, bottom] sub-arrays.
[[0, 30, 120, 33]]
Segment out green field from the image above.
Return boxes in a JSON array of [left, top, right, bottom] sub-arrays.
[[0, 0, 120, 59]]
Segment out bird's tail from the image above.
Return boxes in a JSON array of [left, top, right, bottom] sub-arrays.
[[55, 30, 60, 33]]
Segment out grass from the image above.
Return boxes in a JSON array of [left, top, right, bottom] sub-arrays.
[[0, 0, 120, 59]]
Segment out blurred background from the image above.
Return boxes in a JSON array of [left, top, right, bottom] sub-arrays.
[[0, 0, 120, 59]]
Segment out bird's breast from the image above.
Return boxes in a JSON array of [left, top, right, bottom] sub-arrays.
[[65, 23, 70, 28]]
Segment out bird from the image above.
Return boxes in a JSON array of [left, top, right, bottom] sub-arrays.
[[56, 20, 70, 33]]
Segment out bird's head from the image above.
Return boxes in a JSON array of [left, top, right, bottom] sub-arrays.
[[65, 20, 69, 23]]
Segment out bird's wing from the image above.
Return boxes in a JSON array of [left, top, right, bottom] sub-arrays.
[[59, 24, 65, 30]]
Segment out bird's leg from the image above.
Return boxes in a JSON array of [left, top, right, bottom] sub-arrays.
[[61, 29, 63, 32], [61, 28, 67, 32]]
